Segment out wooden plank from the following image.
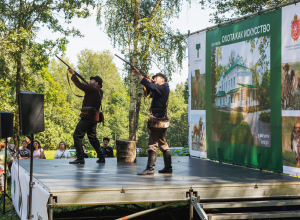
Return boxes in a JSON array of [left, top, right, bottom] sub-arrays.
[[202, 199, 300, 208], [208, 211, 300, 220]]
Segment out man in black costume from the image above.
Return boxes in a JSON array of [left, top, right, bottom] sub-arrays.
[[68, 68, 105, 164]]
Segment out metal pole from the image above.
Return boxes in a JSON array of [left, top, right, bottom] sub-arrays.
[[48, 194, 54, 220], [115, 202, 177, 220], [2, 139, 8, 214], [189, 0, 300, 36], [28, 134, 34, 220], [189, 191, 193, 220]]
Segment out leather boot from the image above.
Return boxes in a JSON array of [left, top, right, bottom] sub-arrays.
[[96, 156, 105, 163], [69, 157, 85, 164], [137, 151, 157, 175], [96, 147, 105, 163], [158, 150, 172, 173]]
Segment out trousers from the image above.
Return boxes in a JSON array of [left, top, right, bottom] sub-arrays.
[[147, 129, 169, 153], [73, 118, 104, 159]]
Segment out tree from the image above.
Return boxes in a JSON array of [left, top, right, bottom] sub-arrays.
[[97, 0, 187, 141], [76, 49, 130, 146], [211, 47, 217, 105], [0, 0, 96, 143], [166, 83, 188, 147], [200, 0, 287, 23]]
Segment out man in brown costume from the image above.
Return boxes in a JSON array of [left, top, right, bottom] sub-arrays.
[[132, 68, 171, 175], [68, 68, 105, 164]]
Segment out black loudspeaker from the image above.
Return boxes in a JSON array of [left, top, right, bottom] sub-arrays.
[[19, 91, 45, 135], [0, 112, 14, 138]]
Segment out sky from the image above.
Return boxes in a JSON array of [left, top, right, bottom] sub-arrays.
[[38, 1, 215, 90]]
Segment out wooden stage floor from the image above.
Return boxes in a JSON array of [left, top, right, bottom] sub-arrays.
[[18, 157, 300, 206]]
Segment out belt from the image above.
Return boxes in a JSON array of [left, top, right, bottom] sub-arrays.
[[152, 108, 166, 113], [81, 107, 97, 112]]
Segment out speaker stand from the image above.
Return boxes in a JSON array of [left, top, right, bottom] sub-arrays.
[[27, 133, 34, 220], [0, 139, 12, 214]]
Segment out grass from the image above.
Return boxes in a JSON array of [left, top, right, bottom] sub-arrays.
[[0, 185, 19, 220], [282, 116, 300, 152], [283, 150, 300, 167], [44, 149, 117, 159]]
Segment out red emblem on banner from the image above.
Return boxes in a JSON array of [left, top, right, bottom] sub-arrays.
[[291, 14, 300, 41]]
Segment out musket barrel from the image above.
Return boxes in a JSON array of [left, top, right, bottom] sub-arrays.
[[55, 55, 87, 82]]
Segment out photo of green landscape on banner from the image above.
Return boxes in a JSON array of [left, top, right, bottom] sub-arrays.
[[211, 36, 271, 147]]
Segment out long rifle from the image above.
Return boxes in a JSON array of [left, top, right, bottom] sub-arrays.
[[55, 55, 87, 83], [114, 54, 153, 83]]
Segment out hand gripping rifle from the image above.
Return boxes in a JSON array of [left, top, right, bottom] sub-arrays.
[[55, 55, 87, 83], [114, 54, 153, 82], [114, 54, 153, 97], [55, 55, 86, 97]]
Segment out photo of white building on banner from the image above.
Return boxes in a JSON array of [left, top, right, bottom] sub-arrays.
[[215, 58, 260, 112]]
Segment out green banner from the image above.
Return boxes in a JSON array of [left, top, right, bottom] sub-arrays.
[[205, 9, 282, 172]]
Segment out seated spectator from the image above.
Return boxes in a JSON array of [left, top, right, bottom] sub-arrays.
[[100, 138, 113, 157], [6, 137, 16, 159], [54, 141, 71, 159], [18, 140, 31, 159], [32, 140, 45, 159], [0, 142, 13, 193], [25, 136, 31, 150], [0, 165, 4, 193], [82, 145, 89, 158], [75, 145, 89, 158]]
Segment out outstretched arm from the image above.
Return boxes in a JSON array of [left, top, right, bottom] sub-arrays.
[[68, 68, 94, 92]]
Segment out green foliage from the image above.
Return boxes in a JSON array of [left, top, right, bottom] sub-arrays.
[[212, 111, 253, 145], [260, 70, 271, 108], [259, 111, 271, 123], [0, 0, 97, 145], [97, 0, 187, 77], [166, 83, 189, 148], [183, 79, 189, 104], [171, 147, 189, 156], [200, 0, 288, 24], [213, 111, 243, 122], [97, 0, 188, 140], [283, 150, 300, 167]]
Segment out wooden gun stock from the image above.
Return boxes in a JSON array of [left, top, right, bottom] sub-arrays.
[[114, 54, 153, 82]]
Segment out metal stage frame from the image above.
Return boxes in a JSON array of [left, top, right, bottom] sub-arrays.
[[17, 156, 300, 219]]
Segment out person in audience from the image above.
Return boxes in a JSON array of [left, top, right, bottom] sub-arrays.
[[6, 137, 16, 159], [0, 142, 13, 193], [18, 140, 31, 159], [54, 141, 71, 159], [25, 136, 31, 150], [100, 138, 114, 157], [32, 140, 45, 159], [75, 145, 89, 158], [82, 145, 89, 158]]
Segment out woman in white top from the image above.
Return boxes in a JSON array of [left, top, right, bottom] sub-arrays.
[[54, 141, 71, 159], [32, 140, 45, 159]]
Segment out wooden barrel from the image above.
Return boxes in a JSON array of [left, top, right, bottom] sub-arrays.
[[116, 139, 136, 163]]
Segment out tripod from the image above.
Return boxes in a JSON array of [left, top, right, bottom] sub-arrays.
[[0, 138, 12, 214]]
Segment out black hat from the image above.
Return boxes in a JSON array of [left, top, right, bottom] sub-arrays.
[[152, 73, 167, 82], [90, 76, 103, 88]]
